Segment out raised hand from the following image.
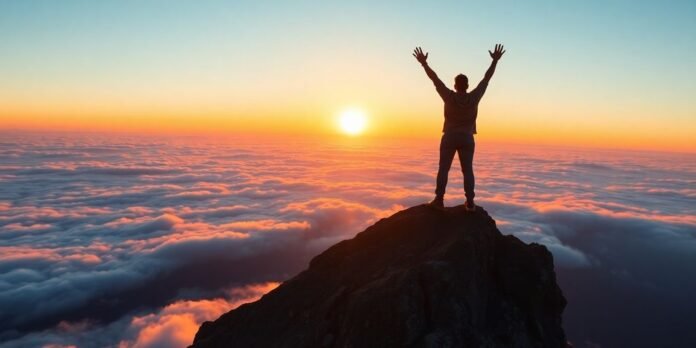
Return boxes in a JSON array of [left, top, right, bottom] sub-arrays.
[[488, 44, 505, 61], [413, 47, 429, 65]]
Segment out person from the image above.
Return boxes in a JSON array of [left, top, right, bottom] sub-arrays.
[[413, 44, 505, 211]]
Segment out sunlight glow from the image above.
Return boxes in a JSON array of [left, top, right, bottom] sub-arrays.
[[338, 108, 368, 136]]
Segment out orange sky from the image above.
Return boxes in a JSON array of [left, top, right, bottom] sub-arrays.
[[2, 108, 694, 153]]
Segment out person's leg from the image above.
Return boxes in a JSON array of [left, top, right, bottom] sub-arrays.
[[435, 133, 457, 200], [457, 134, 476, 206]]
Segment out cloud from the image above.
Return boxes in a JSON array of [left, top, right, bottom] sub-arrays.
[[123, 283, 279, 348], [0, 133, 694, 347], [0, 283, 279, 348], [103, 214, 184, 237]]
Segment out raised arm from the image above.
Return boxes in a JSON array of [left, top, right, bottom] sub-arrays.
[[481, 43, 505, 84], [413, 47, 449, 98]]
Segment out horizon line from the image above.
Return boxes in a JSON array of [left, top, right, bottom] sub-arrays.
[[2, 128, 695, 155]]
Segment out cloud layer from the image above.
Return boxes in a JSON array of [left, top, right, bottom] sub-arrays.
[[0, 133, 694, 347]]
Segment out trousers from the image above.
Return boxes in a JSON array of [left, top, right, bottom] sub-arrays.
[[435, 131, 475, 201]]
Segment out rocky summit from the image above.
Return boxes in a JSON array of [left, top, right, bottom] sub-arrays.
[[191, 204, 567, 348]]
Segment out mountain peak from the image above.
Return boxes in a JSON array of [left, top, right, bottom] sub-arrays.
[[191, 204, 567, 347]]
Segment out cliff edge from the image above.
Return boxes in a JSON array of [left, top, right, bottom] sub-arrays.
[[191, 204, 567, 347]]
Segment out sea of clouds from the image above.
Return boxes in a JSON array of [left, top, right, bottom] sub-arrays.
[[0, 132, 694, 347]]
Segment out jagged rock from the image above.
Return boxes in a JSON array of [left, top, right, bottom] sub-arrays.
[[191, 204, 567, 347]]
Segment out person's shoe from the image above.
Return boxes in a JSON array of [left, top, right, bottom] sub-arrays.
[[464, 199, 477, 212], [429, 196, 445, 210]]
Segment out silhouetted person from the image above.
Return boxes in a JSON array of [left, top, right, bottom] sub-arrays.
[[413, 44, 505, 211]]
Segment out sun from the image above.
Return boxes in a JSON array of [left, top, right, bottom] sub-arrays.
[[338, 108, 368, 135]]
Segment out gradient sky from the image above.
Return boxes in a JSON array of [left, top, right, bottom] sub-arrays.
[[1, 0, 695, 151]]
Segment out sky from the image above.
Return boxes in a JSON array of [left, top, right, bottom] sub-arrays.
[[0, 132, 694, 347], [1, 0, 695, 151]]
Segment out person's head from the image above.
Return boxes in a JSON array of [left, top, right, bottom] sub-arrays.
[[454, 74, 468, 92]]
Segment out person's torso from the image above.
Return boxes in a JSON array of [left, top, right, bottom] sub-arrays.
[[442, 91, 480, 134]]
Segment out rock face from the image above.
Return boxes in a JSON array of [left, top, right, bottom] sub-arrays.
[[191, 205, 567, 348]]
